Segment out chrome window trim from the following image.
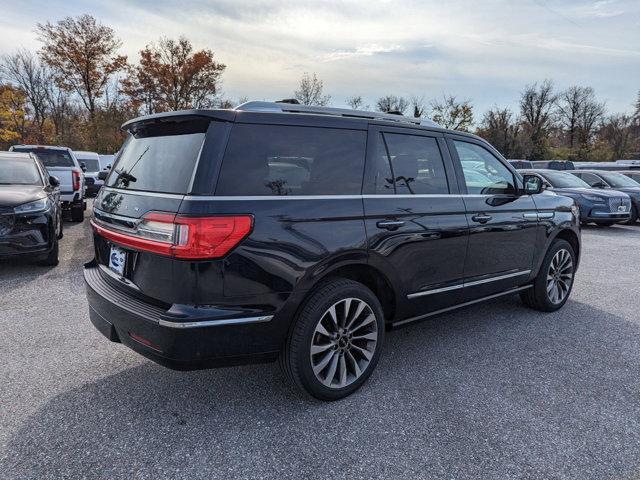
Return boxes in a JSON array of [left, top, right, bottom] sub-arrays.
[[407, 270, 532, 299]]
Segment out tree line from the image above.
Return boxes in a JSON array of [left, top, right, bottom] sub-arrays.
[[1, 14, 638, 161]]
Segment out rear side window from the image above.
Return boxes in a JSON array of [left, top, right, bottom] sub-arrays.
[[370, 132, 449, 195], [106, 119, 208, 194], [216, 124, 366, 196], [13, 148, 74, 168]]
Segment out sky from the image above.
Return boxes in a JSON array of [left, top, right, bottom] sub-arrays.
[[0, 0, 638, 118]]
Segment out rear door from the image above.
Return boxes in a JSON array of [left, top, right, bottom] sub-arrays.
[[363, 126, 468, 318], [447, 136, 539, 297]]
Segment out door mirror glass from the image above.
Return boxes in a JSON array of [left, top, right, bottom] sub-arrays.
[[80, 161, 87, 172], [49, 175, 60, 187], [522, 174, 543, 195], [97, 171, 108, 181]]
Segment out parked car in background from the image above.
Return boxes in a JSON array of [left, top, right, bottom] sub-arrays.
[[99, 154, 115, 171], [0, 151, 62, 266], [519, 169, 631, 226], [85, 102, 581, 400], [9, 145, 86, 222], [75, 151, 103, 196], [618, 171, 640, 185], [569, 170, 640, 223]]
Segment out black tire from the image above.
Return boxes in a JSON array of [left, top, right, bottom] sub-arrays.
[[623, 205, 638, 225], [71, 204, 84, 222], [38, 239, 59, 267], [520, 239, 575, 312], [280, 278, 385, 401], [57, 212, 64, 239]]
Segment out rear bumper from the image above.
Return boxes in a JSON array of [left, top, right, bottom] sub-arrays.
[[83, 262, 280, 369]]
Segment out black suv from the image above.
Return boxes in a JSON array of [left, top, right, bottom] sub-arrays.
[[84, 102, 581, 400]]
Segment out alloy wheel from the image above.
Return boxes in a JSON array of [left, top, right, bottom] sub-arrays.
[[309, 298, 378, 389], [546, 248, 574, 304]]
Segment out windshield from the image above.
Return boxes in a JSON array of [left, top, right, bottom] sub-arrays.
[[0, 159, 42, 185], [105, 119, 208, 194], [597, 171, 640, 188], [13, 148, 75, 168], [79, 158, 100, 172], [540, 171, 591, 188]]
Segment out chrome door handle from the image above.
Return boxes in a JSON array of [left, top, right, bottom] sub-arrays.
[[376, 220, 405, 230], [471, 214, 492, 224], [522, 213, 538, 220]]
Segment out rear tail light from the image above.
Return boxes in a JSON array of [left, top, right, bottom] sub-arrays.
[[91, 213, 253, 259], [72, 169, 81, 191]]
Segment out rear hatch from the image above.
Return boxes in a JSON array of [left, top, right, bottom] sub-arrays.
[[91, 115, 236, 306]]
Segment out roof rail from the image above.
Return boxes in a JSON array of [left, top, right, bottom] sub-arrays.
[[235, 101, 439, 128]]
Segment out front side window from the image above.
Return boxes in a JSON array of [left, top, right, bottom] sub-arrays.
[[217, 124, 366, 196], [541, 171, 591, 189], [453, 141, 515, 195], [577, 172, 605, 187], [370, 132, 449, 195]]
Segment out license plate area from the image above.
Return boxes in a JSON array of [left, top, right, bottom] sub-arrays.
[[108, 245, 127, 276], [618, 205, 627, 212]]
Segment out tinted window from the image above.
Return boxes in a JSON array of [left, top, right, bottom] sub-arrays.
[[597, 172, 640, 188], [79, 158, 101, 172], [217, 124, 366, 196], [576, 172, 604, 187], [453, 141, 515, 194], [0, 159, 42, 185], [106, 119, 208, 194], [13, 148, 74, 168]]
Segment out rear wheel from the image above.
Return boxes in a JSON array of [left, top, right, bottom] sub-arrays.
[[71, 204, 84, 222], [520, 239, 575, 312], [280, 278, 385, 401]]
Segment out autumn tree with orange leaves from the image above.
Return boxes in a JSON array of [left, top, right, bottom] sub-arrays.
[[122, 37, 226, 115], [36, 15, 127, 118]]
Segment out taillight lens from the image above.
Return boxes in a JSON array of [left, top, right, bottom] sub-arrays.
[[91, 213, 253, 259], [72, 169, 81, 191]]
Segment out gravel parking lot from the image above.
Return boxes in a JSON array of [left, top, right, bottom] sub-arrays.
[[2, 203, 640, 480]]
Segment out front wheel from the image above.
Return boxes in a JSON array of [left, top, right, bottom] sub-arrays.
[[622, 205, 638, 225], [521, 239, 576, 312], [280, 278, 385, 401]]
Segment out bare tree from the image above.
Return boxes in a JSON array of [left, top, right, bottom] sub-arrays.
[[294, 72, 330, 106], [598, 114, 634, 160], [430, 94, 473, 131], [634, 91, 640, 126], [346, 95, 368, 110], [1, 49, 50, 140], [410, 95, 427, 118], [556, 86, 605, 149], [376, 95, 409, 114], [476, 107, 522, 158], [520, 79, 556, 159]]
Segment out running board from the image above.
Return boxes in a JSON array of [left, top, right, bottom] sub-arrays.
[[391, 285, 533, 328]]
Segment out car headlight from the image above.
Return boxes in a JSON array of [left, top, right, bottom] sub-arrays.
[[14, 198, 49, 215], [580, 193, 604, 202]]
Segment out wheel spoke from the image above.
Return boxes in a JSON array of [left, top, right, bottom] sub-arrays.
[[345, 350, 361, 378], [351, 343, 373, 361], [338, 355, 347, 387], [311, 342, 335, 355], [345, 301, 366, 330], [352, 331, 378, 342], [313, 350, 335, 374], [322, 352, 340, 386], [327, 305, 339, 328], [351, 313, 375, 333]]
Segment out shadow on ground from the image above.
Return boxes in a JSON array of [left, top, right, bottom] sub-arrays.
[[5, 297, 640, 479]]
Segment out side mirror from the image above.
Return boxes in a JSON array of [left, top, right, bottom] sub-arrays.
[[106, 164, 111, 170], [522, 174, 543, 195], [97, 171, 108, 181], [80, 161, 87, 173], [49, 176, 60, 187]]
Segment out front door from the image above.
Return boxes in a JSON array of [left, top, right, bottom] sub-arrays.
[[447, 137, 539, 298]]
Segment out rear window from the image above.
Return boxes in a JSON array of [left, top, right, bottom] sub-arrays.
[[13, 148, 74, 168], [106, 119, 208, 194], [0, 159, 43, 185], [80, 158, 100, 172], [216, 124, 366, 196]]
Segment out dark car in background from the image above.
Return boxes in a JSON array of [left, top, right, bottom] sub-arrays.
[[9, 145, 86, 222], [618, 171, 640, 185], [518, 169, 632, 226], [84, 102, 581, 400], [0, 151, 62, 266], [569, 170, 640, 223]]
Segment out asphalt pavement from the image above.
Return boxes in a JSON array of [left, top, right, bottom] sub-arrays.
[[2, 204, 640, 480]]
